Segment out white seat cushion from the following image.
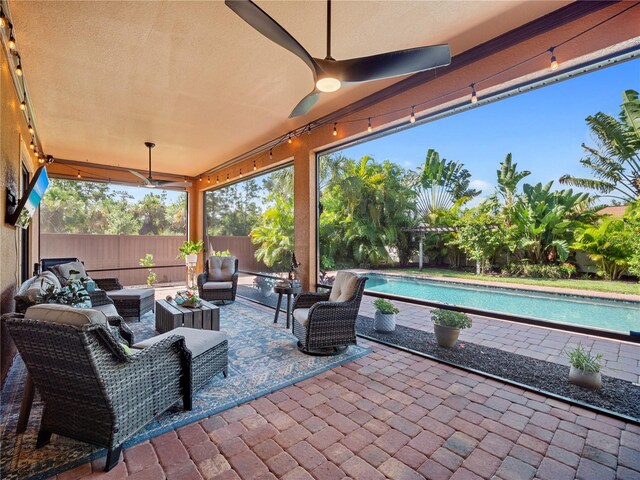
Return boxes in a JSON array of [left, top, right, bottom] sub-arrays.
[[25, 304, 108, 328], [107, 288, 154, 299], [203, 281, 233, 290], [134, 327, 227, 358], [329, 271, 358, 302], [293, 308, 310, 328]]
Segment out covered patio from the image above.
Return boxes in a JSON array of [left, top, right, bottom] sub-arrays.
[[1, 1, 639, 479]]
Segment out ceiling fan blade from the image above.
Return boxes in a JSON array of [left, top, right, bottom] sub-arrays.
[[226, 0, 319, 76], [320, 44, 451, 83], [289, 90, 322, 118], [129, 169, 150, 183]]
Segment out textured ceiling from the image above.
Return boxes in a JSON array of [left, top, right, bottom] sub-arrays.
[[9, 0, 569, 176]]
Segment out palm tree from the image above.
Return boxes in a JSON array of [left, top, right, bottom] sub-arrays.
[[560, 89, 640, 202]]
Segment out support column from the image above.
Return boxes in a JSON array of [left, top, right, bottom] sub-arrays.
[[293, 143, 317, 291]]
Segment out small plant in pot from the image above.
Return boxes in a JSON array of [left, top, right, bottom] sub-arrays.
[[373, 299, 399, 332], [431, 309, 472, 348], [254, 275, 276, 297], [178, 240, 204, 264], [566, 344, 603, 390]]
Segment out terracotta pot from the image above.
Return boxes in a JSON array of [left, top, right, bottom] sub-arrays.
[[433, 324, 460, 348], [569, 366, 602, 390], [374, 312, 396, 332]]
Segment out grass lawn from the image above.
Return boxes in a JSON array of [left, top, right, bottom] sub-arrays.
[[394, 268, 640, 296]]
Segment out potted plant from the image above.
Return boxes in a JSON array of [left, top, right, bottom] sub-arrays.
[[254, 275, 276, 297], [373, 298, 399, 332], [431, 308, 472, 348], [177, 240, 204, 265], [566, 344, 603, 389]]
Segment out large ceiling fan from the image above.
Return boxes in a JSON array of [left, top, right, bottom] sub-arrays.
[[129, 142, 191, 188], [225, 0, 451, 118]]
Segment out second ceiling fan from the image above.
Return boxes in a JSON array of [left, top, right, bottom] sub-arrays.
[[226, 0, 451, 118], [129, 142, 191, 188]]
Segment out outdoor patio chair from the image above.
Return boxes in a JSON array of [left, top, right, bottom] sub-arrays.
[[4, 304, 191, 471], [40, 258, 154, 319], [197, 256, 239, 303], [291, 271, 368, 355]]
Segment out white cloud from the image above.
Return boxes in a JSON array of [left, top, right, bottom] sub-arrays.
[[469, 179, 494, 192]]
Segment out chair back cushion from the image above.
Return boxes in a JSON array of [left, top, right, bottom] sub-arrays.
[[25, 304, 108, 327], [207, 256, 236, 281], [51, 260, 88, 282], [329, 271, 359, 302]]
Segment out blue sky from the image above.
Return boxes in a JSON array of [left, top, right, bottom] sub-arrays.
[[337, 57, 639, 203]]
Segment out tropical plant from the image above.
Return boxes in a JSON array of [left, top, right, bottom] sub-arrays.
[[412, 149, 480, 217], [560, 89, 640, 202], [211, 249, 231, 257], [565, 344, 603, 373], [625, 201, 640, 279], [177, 240, 204, 259], [573, 216, 633, 280], [431, 309, 472, 329], [139, 253, 157, 286], [251, 190, 294, 270], [319, 156, 416, 268], [450, 202, 503, 274], [496, 153, 531, 212], [373, 298, 400, 314], [508, 182, 593, 263]]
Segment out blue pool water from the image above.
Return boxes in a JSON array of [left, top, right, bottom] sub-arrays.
[[365, 274, 640, 334]]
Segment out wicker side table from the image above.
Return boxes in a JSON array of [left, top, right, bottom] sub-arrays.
[[156, 299, 220, 333]]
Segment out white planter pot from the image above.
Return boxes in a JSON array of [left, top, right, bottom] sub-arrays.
[[185, 254, 198, 265], [569, 366, 602, 390], [374, 312, 396, 332], [259, 284, 273, 297]]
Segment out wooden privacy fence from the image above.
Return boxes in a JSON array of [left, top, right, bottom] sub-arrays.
[[41, 234, 187, 286], [206, 236, 270, 273]]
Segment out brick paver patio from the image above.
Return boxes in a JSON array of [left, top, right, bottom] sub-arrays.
[[43, 298, 640, 480], [358, 296, 640, 384]]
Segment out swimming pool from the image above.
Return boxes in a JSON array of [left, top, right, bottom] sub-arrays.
[[365, 274, 640, 334]]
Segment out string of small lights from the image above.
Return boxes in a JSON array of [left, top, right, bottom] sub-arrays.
[[0, 2, 50, 164], [202, 1, 639, 183]]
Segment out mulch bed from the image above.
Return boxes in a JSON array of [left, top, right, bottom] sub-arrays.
[[355, 316, 640, 421]]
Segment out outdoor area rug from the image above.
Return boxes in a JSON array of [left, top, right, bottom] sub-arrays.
[[1, 302, 370, 480]]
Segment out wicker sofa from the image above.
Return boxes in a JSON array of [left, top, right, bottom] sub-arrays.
[[4, 305, 191, 471], [40, 258, 154, 319], [291, 271, 368, 355], [197, 256, 239, 303]]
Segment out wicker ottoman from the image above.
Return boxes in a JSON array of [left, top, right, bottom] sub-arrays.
[[134, 327, 228, 394], [107, 288, 155, 320]]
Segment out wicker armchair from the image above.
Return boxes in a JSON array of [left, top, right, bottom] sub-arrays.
[[5, 307, 191, 471], [291, 272, 368, 355], [197, 256, 239, 303]]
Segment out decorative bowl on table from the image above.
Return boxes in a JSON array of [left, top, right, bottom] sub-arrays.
[[174, 290, 202, 308]]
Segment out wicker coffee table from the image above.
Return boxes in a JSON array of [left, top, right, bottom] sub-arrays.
[[156, 298, 220, 333]]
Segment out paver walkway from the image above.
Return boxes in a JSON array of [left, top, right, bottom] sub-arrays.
[[44, 299, 640, 480], [358, 296, 640, 384]]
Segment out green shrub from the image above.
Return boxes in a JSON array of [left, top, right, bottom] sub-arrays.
[[373, 298, 399, 314], [502, 262, 575, 279], [431, 309, 472, 329], [565, 344, 603, 373]]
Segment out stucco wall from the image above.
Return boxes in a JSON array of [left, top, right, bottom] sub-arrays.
[[1, 45, 39, 386]]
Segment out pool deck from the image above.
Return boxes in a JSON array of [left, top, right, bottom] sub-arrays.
[[358, 296, 640, 384]]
